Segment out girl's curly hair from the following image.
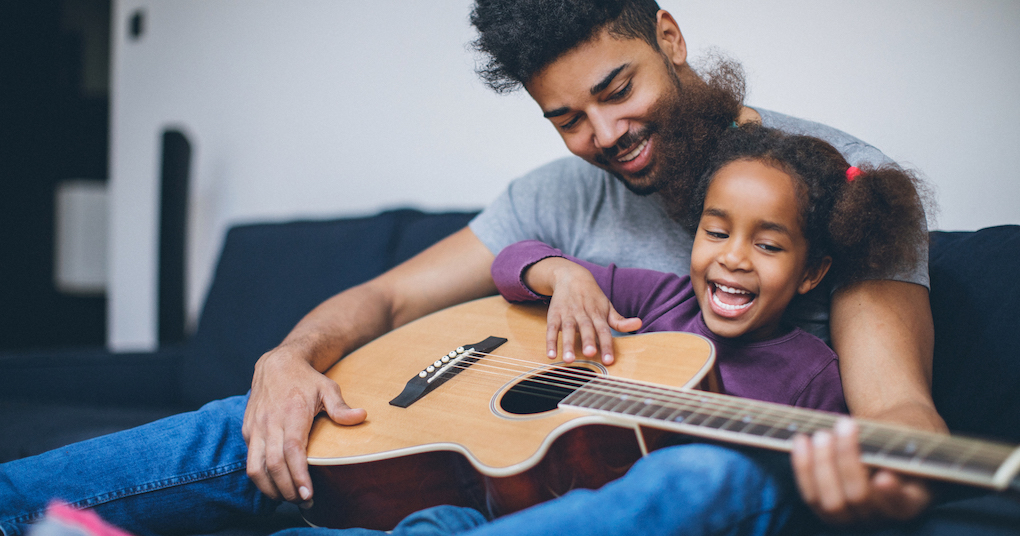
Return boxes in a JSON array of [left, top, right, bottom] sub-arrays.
[[685, 124, 930, 284]]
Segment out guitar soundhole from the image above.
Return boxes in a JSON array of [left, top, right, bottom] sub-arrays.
[[500, 366, 597, 415]]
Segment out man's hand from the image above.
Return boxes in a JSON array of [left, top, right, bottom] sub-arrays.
[[242, 346, 366, 505], [525, 257, 641, 364], [792, 418, 933, 525], [239, 227, 498, 506], [807, 279, 944, 526]]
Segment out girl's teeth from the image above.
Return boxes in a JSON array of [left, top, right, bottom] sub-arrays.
[[716, 284, 749, 295], [712, 292, 753, 311]]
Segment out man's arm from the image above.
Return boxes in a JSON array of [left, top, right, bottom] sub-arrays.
[[241, 227, 497, 505], [793, 279, 946, 525]]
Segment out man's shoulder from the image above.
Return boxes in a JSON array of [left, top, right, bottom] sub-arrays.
[[756, 107, 894, 167], [508, 156, 613, 189]]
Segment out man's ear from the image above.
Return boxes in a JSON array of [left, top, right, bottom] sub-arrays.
[[656, 10, 687, 69], [797, 256, 832, 295]]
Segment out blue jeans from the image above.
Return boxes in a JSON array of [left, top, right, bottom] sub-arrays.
[[0, 395, 276, 536], [1, 395, 803, 536], [277, 442, 803, 536]]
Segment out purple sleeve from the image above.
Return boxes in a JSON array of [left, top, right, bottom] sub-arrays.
[[491, 240, 567, 303], [491, 240, 691, 323]]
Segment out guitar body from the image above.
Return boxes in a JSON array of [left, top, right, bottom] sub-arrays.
[[305, 296, 715, 530]]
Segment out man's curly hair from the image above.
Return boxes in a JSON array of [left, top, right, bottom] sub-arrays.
[[470, 0, 662, 93]]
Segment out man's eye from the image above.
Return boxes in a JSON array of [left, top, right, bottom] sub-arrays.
[[559, 116, 581, 131], [607, 81, 633, 102]]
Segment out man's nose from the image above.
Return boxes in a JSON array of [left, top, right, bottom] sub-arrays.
[[589, 109, 626, 150]]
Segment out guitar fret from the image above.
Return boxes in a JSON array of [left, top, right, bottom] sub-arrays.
[[556, 376, 1020, 493]]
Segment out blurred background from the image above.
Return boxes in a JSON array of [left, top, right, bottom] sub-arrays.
[[2, 0, 1017, 354]]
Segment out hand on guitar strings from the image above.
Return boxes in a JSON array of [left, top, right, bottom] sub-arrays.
[[529, 257, 642, 365], [791, 418, 934, 526]]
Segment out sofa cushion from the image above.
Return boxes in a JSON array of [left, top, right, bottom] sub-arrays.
[[180, 209, 477, 407], [929, 225, 1020, 442]]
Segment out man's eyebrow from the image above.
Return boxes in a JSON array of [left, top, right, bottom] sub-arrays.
[[591, 64, 629, 95], [541, 63, 630, 119]]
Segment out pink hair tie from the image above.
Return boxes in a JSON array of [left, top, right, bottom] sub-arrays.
[[846, 166, 863, 182]]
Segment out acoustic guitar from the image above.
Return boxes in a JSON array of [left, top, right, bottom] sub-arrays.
[[304, 296, 1020, 530]]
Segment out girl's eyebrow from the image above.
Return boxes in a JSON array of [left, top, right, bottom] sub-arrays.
[[704, 207, 793, 236], [758, 220, 792, 235]]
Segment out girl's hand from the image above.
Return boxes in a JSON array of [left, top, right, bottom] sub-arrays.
[[524, 257, 641, 365]]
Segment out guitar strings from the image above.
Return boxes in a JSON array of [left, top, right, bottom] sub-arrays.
[[422, 350, 1013, 467]]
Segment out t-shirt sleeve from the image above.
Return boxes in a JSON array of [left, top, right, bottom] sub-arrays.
[[469, 157, 586, 256]]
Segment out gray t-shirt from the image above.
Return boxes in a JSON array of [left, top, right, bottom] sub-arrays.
[[469, 108, 929, 342]]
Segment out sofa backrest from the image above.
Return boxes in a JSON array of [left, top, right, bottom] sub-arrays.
[[929, 225, 1020, 442], [180, 209, 478, 407], [180, 209, 1020, 445]]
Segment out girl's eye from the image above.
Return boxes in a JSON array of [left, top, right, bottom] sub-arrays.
[[757, 243, 783, 253], [607, 81, 632, 102], [705, 230, 728, 239]]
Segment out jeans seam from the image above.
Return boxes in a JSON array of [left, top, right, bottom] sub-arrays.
[[3, 460, 248, 533]]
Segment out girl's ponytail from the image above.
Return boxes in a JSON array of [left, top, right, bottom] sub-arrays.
[[827, 164, 928, 283]]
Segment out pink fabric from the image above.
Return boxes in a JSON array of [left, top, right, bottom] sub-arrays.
[[42, 503, 134, 536]]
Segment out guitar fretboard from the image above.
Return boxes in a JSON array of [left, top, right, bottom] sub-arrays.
[[560, 377, 1020, 491]]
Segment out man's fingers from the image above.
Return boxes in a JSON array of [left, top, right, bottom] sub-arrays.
[[791, 434, 819, 504], [871, 470, 932, 521], [246, 435, 282, 501], [833, 419, 869, 507], [263, 422, 301, 503], [282, 428, 314, 506], [810, 430, 856, 524], [322, 384, 367, 426]]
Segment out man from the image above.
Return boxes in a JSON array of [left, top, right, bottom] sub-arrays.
[[0, 1, 941, 535], [245, 0, 939, 529]]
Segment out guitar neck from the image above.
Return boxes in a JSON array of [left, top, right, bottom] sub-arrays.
[[561, 377, 1020, 493]]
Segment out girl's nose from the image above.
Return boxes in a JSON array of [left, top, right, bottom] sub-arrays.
[[720, 241, 752, 271]]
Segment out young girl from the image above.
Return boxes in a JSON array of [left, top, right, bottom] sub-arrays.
[[491, 123, 928, 413]]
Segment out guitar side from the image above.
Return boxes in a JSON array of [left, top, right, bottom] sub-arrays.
[[305, 296, 715, 529]]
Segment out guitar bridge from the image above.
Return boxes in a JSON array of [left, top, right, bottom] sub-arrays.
[[388, 335, 507, 408]]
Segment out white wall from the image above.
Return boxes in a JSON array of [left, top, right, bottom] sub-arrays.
[[109, 0, 1020, 350]]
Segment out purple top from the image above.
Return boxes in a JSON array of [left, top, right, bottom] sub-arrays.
[[493, 240, 847, 413]]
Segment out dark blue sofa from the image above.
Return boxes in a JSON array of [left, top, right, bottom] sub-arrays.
[[1, 208, 1017, 535]]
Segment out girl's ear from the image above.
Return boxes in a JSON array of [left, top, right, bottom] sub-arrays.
[[797, 256, 832, 295]]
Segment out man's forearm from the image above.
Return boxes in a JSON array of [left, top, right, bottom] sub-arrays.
[[830, 279, 947, 433], [275, 227, 500, 373]]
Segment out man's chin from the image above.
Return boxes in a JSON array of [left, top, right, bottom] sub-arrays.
[[611, 171, 661, 196]]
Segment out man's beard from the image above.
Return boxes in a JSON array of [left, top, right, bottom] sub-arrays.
[[597, 58, 745, 221]]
